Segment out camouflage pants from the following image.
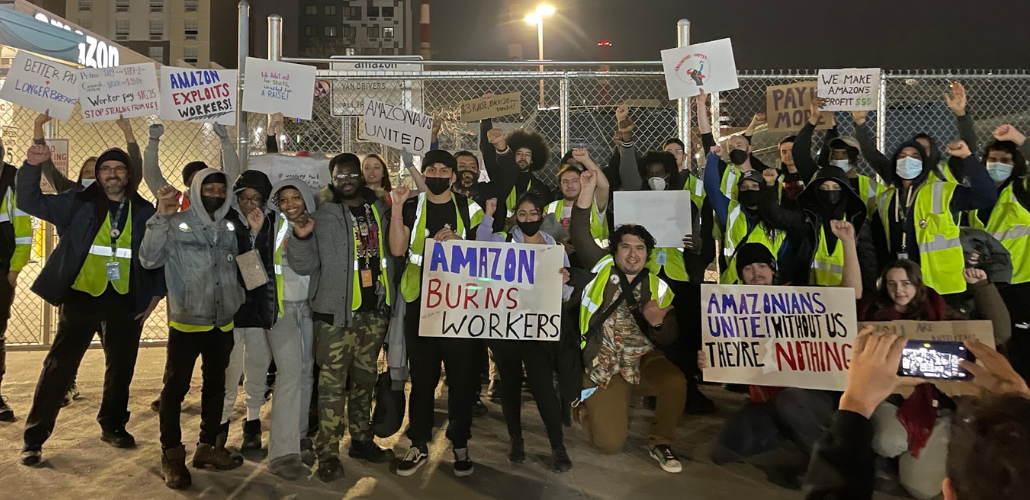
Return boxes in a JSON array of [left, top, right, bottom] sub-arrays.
[[313, 312, 388, 458]]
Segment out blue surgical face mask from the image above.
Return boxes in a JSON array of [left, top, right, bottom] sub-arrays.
[[987, 162, 1013, 183], [81, 178, 95, 188], [830, 159, 852, 173], [895, 157, 923, 180]]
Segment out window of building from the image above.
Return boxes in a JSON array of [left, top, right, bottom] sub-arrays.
[[368, 6, 379, 17], [184, 46, 198, 64], [148, 46, 164, 62], [78, 18, 92, 30], [78, 0, 92, 11], [305, 25, 316, 36], [150, 19, 163, 41], [305, 5, 317, 15], [324, 26, 337, 37], [185, 18, 199, 40], [115, 19, 130, 41], [324, 5, 337, 16], [367, 25, 379, 38], [115, 0, 129, 13], [185, 0, 198, 12], [383, 27, 394, 38], [383, 6, 394, 17], [150, 0, 163, 13], [344, 6, 361, 19], [342, 25, 356, 38]]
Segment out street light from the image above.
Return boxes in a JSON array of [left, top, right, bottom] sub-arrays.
[[525, 5, 554, 108]]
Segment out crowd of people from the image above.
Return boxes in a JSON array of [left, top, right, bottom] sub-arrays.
[[0, 80, 1026, 500]]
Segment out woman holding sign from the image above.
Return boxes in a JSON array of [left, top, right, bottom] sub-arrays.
[[859, 261, 1009, 499], [476, 191, 574, 473]]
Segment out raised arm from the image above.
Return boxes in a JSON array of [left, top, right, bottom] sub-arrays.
[[570, 171, 606, 268], [115, 115, 143, 187], [852, 111, 892, 182], [475, 199, 505, 242], [704, 149, 731, 225], [139, 186, 179, 270], [832, 220, 863, 300], [964, 269, 1011, 345], [16, 145, 76, 226], [287, 214, 319, 275], [265, 112, 282, 153], [947, 141, 998, 211], [214, 123, 241, 180], [756, 169, 808, 232], [32, 112, 77, 194], [401, 150, 428, 194], [389, 187, 413, 257], [792, 97, 825, 183], [946, 82, 979, 154], [573, 147, 609, 211], [144, 124, 172, 198]]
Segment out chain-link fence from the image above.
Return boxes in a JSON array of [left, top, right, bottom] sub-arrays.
[[4, 59, 1030, 348]]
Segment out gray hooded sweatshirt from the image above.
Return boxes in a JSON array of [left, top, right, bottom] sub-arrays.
[[139, 168, 245, 327], [268, 179, 317, 302]]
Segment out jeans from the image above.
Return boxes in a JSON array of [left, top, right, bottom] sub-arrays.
[[159, 327, 234, 450], [222, 327, 270, 424], [492, 340, 563, 448]]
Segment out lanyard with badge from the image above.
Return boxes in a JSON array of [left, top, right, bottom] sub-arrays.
[[894, 186, 917, 260], [107, 200, 127, 281], [352, 203, 379, 288]]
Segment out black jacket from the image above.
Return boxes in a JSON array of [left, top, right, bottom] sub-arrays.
[[227, 208, 276, 329], [803, 410, 875, 500], [16, 161, 166, 314]]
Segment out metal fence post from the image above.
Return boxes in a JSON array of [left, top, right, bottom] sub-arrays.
[[236, 0, 250, 165], [41, 119, 58, 346], [677, 19, 690, 142], [559, 76, 570, 155], [876, 74, 888, 155]]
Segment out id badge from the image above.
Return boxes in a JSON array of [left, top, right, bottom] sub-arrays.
[[656, 251, 667, 266], [106, 261, 121, 281], [361, 269, 373, 287], [897, 252, 909, 261]]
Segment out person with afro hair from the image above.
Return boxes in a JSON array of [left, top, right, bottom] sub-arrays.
[[480, 109, 553, 222]]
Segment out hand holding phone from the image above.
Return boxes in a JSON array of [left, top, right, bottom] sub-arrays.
[[898, 340, 975, 380]]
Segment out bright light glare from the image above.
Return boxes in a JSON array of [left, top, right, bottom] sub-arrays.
[[536, 4, 555, 16], [524, 13, 541, 25]]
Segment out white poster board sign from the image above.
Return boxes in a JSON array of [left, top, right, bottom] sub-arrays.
[[160, 68, 238, 125], [660, 38, 739, 99], [418, 240, 564, 341], [246, 154, 328, 193], [613, 191, 693, 248], [817, 68, 881, 111], [0, 51, 79, 120], [41, 139, 69, 194], [242, 58, 317, 121], [701, 284, 858, 391], [78, 63, 161, 122], [359, 98, 433, 155]]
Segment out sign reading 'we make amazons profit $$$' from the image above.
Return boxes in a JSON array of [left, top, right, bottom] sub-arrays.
[[419, 240, 565, 341]]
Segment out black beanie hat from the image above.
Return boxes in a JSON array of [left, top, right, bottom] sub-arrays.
[[95, 148, 132, 172], [422, 150, 457, 173], [233, 170, 273, 201], [202, 171, 227, 186], [735, 243, 777, 275], [182, 161, 208, 184]]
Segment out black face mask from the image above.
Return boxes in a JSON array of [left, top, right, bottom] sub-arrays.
[[737, 190, 759, 208], [729, 149, 750, 166], [517, 219, 543, 237], [458, 171, 478, 190], [201, 195, 225, 213], [425, 177, 451, 196], [817, 190, 843, 208]]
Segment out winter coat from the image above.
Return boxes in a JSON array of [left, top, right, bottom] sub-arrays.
[[139, 168, 244, 327], [228, 170, 277, 329]]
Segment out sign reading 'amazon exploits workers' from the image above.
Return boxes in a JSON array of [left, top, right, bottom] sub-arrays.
[[160, 68, 238, 126], [419, 240, 565, 341]]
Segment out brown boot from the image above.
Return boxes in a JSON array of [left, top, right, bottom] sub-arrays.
[[193, 443, 244, 470], [161, 445, 192, 490]]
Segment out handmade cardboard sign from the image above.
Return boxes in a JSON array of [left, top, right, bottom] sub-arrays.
[[661, 38, 739, 99], [766, 81, 834, 132], [459, 92, 521, 122]]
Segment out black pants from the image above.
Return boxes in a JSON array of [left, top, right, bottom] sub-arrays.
[[492, 340, 563, 448], [23, 292, 142, 449], [656, 274, 701, 378], [0, 268, 13, 388], [404, 300, 480, 448], [159, 327, 234, 450], [1001, 282, 1030, 383]]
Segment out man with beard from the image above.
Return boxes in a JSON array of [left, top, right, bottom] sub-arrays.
[[480, 95, 553, 220], [17, 144, 164, 466], [390, 150, 484, 478]]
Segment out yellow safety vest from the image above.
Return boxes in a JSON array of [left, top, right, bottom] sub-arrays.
[[683, 173, 706, 210], [969, 183, 1030, 285], [719, 164, 743, 202], [400, 193, 484, 303], [273, 216, 287, 316], [934, 162, 958, 184], [505, 179, 535, 218], [810, 221, 846, 286], [72, 208, 132, 296], [578, 255, 673, 348], [349, 204, 391, 310], [1, 186, 31, 272], [545, 199, 609, 242], [857, 174, 887, 217], [876, 181, 966, 294], [646, 248, 688, 282], [720, 201, 786, 284]]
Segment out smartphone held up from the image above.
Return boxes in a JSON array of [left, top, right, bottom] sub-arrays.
[[898, 340, 976, 380]]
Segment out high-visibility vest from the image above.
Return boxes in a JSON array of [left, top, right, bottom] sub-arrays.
[[647, 248, 688, 282], [400, 193, 484, 303], [349, 203, 391, 310], [578, 255, 673, 348], [545, 199, 609, 242], [683, 173, 706, 210], [720, 164, 743, 202], [505, 178, 536, 218], [720, 201, 786, 284], [810, 221, 845, 286], [969, 182, 1030, 284], [857, 174, 887, 217], [877, 181, 966, 294], [0, 186, 31, 272], [71, 208, 132, 296], [934, 162, 958, 184]]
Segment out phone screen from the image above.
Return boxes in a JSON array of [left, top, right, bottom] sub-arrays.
[[898, 341, 975, 380]]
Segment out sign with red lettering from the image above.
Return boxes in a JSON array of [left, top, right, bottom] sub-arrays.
[[700, 284, 857, 391], [41, 139, 69, 194], [660, 38, 739, 99], [0, 51, 78, 120], [419, 240, 564, 341], [78, 63, 161, 123], [766, 81, 834, 133], [160, 68, 237, 126]]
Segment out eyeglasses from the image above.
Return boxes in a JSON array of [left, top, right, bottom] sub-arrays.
[[97, 165, 128, 174], [237, 195, 263, 204], [334, 173, 361, 180]]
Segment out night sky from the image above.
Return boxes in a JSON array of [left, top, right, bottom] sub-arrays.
[[425, 0, 1030, 69]]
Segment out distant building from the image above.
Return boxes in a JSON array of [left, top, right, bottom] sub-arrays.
[[297, 0, 412, 58]]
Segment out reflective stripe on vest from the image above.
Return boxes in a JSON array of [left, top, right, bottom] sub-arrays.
[[71, 208, 133, 296], [400, 193, 479, 302], [721, 165, 739, 201], [545, 199, 609, 241], [506, 179, 534, 218], [578, 255, 673, 348], [647, 247, 688, 282], [969, 183, 1030, 284], [352, 203, 391, 310], [858, 175, 884, 217], [721, 200, 785, 285], [274, 215, 288, 316], [810, 223, 845, 286]]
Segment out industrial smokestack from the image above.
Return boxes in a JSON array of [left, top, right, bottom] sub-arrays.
[[420, 0, 431, 59]]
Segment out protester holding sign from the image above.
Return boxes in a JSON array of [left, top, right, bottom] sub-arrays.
[[695, 93, 770, 202], [143, 122, 240, 210], [389, 150, 484, 477], [858, 262, 1009, 499], [480, 93, 553, 220], [34, 112, 143, 194], [288, 153, 395, 482]]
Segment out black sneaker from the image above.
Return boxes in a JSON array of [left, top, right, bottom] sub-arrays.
[[472, 398, 489, 418], [101, 428, 137, 448], [349, 440, 394, 463], [150, 398, 161, 412], [684, 379, 716, 415], [316, 456, 345, 483], [300, 437, 315, 466], [507, 437, 526, 464], [649, 444, 683, 473], [452, 447, 474, 477], [62, 383, 80, 408], [20, 448, 42, 466], [241, 419, 263, 461], [0, 396, 13, 422], [396, 445, 429, 477], [551, 444, 572, 473]]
